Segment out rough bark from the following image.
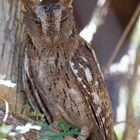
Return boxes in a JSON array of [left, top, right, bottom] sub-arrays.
[[0, 0, 25, 112]]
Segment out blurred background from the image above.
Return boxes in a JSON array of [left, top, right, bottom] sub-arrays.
[[0, 0, 140, 139]]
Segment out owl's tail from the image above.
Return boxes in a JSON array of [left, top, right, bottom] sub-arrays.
[[87, 130, 105, 140], [88, 131, 118, 140]]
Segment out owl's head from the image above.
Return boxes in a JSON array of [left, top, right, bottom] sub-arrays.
[[35, 0, 73, 38]]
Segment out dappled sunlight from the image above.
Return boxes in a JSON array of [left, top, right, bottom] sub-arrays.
[[80, 19, 97, 43], [0, 74, 16, 88], [80, 0, 108, 43], [109, 55, 130, 73]]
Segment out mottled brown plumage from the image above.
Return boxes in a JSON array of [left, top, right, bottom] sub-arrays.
[[22, 0, 116, 139]]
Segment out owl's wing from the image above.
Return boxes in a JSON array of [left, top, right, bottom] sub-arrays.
[[22, 38, 52, 124], [69, 36, 114, 140]]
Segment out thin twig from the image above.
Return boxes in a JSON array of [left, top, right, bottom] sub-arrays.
[[0, 96, 9, 123], [106, 2, 140, 72], [115, 116, 140, 127]]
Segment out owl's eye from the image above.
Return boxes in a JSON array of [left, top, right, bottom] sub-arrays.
[[28, 0, 40, 5], [28, 0, 33, 4], [55, 4, 61, 9]]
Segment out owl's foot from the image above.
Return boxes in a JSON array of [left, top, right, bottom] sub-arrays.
[[64, 136, 77, 140], [77, 126, 91, 140], [77, 136, 87, 140], [49, 122, 62, 132]]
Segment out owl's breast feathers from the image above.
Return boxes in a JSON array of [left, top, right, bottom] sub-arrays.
[[24, 35, 115, 140]]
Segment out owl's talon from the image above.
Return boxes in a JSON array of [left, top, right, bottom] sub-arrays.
[[76, 136, 87, 140], [49, 122, 63, 131], [76, 126, 91, 140]]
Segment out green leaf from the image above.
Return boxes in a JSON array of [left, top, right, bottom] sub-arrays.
[[38, 133, 64, 140], [69, 128, 80, 136], [53, 136, 64, 140], [40, 123, 49, 131], [57, 121, 71, 133], [38, 135, 51, 140], [0, 124, 13, 138], [0, 124, 13, 134], [0, 133, 7, 139], [46, 130, 60, 137]]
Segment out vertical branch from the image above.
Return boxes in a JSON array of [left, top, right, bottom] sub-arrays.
[[123, 16, 140, 140], [106, 3, 140, 71], [123, 45, 140, 140]]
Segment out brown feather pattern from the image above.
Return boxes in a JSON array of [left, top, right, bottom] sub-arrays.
[[22, 0, 116, 140]]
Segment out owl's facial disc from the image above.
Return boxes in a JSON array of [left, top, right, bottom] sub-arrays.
[[36, 3, 62, 38]]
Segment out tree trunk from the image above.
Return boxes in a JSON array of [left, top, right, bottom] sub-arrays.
[[123, 16, 140, 140], [0, 0, 25, 112], [123, 46, 140, 140]]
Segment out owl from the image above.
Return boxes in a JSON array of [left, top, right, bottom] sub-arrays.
[[22, 0, 116, 139]]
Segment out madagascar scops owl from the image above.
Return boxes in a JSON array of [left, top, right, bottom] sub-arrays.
[[22, 0, 116, 139]]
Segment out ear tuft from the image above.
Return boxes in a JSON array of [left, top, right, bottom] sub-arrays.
[[67, 0, 73, 8], [59, 0, 73, 9], [22, 0, 41, 13]]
